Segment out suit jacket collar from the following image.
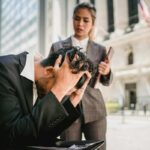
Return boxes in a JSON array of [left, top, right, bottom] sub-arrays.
[[64, 37, 95, 55], [20, 76, 33, 112], [86, 40, 94, 55], [18, 52, 28, 72], [62, 37, 72, 48], [20, 52, 34, 82]]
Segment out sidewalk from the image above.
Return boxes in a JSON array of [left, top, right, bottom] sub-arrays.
[[107, 111, 150, 150]]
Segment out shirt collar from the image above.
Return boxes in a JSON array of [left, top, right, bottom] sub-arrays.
[[20, 52, 35, 82], [71, 36, 89, 53], [71, 36, 89, 46]]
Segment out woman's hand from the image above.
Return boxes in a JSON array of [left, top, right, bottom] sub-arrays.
[[98, 59, 110, 75]]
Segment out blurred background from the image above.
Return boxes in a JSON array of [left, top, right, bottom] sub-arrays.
[[0, 0, 150, 149]]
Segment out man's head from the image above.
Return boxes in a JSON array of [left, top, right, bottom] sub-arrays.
[[35, 47, 94, 97]]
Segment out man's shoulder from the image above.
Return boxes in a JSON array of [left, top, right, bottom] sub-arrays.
[[0, 52, 28, 72]]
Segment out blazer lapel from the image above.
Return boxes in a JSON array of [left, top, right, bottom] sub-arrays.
[[20, 76, 33, 112], [86, 40, 94, 56], [62, 37, 72, 48]]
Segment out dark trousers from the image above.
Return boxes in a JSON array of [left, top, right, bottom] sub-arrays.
[[61, 117, 107, 150]]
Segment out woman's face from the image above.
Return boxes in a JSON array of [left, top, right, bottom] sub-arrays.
[[73, 8, 94, 40]]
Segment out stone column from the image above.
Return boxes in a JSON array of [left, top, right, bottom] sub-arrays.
[[45, 0, 67, 56], [38, 0, 46, 55], [59, 0, 68, 38], [45, 0, 53, 56], [95, 0, 109, 41], [66, 0, 76, 36], [113, 0, 128, 35]]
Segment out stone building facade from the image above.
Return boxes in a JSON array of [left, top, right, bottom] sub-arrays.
[[0, 0, 150, 110], [45, 0, 150, 110]]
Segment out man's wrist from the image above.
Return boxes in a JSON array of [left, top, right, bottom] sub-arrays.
[[51, 85, 67, 102]]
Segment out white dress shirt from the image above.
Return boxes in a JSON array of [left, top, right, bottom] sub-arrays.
[[71, 36, 89, 54], [20, 53, 38, 105]]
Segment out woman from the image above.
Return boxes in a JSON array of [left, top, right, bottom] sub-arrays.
[[49, 2, 113, 150]]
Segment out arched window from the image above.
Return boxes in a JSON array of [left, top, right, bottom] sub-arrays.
[[128, 52, 134, 65]]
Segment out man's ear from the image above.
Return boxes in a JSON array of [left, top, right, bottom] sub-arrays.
[[44, 66, 55, 78]]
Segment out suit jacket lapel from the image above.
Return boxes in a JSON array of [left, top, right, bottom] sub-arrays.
[[20, 76, 33, 112], [86, 41, 101, 68], [62, 37, 72, 48], [86, 40, 94, 56]]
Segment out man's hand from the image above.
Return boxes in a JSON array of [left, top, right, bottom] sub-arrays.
[[69, 71, 91, 107], [51, 55, 88, 102]]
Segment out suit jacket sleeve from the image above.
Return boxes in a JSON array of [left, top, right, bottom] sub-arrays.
[[0, 61, 80, 148], [32, 93, 81, 146], [98, 46, 113, 86], [100, 70, 113, 86]]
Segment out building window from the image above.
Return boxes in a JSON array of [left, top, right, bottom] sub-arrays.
[[128, 52, 134, 65], [125, 83, 137, 110], [0, 0, 38, 54], [90, 0, 95, 5], [76, 0, 79, 4], [128, 0, 139, 27], [107, 0, 114, 33]]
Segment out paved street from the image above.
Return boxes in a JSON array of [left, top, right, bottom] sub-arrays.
[[107, 112, 150, 150]]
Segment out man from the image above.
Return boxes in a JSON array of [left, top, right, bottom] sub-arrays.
[[0, 48, 91, 149]]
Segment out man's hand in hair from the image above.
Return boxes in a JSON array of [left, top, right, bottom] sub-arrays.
[[51, 55, 89, 102]]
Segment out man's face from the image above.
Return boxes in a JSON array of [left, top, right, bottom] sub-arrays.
[[35, 68, 55, 98]]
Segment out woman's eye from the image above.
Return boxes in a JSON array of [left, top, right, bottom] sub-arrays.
[[74, 17, 80, 21], [84, 20, 89, 23]]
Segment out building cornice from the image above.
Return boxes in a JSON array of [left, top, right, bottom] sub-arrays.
[[102, 26, 150, 47], [114, 64, 150, 78]]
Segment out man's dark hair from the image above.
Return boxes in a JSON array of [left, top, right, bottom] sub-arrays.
[[41, 47, 93, 72], [41, 47, 94, 89]]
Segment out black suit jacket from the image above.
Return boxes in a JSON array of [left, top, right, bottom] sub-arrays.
[[50, 37, 113, 123], [0, 52, 81, 149]]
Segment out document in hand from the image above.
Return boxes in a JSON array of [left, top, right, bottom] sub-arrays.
[[26, 140, 104, 150], [66, 140, 104, 149]]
